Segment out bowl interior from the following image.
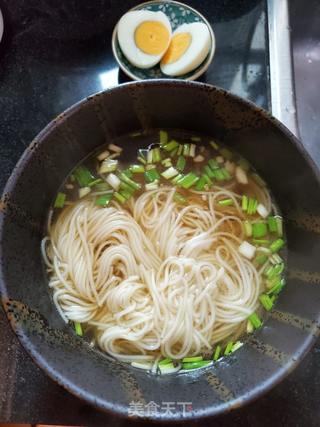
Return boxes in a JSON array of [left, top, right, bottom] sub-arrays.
[[1, 80, 320, 421]]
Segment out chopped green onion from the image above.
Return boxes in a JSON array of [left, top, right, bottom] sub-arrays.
[[267, 278, 285, 295], [108, 143, 122, 153], [177, 172, 199, 189], [144, 168, 160, 183], [74, 166, 95, 187], [244, 220, 252, 237], [182, 356, 203, 363], [203, 174, 213, 187], [106, 173, 121, 190], [99, 159, 118, 174], [194, 154, 205, 163], [208, 159, 219, 170], [137, 156, 146, 165], [191, 136, 201, 142], [145, 181, 159, 191], [252, 238, 270, 246], [210, 140, 219, 150], [130, 164, 145, 173], [276, 216, 283, 237], [163, 140, 179, 152], [74, 322, 83, 336], [161, 166, 179, 180], [97, 150, 110, 161], [251, 173, 266, 187], [220, 168, 232, 180], [270, 238, 285, 253], [93, 182, 110, 192], [159, 362, 176, 373], [122, 169, 133, 179], [270, 253, 283, 265], [218, 198, 233, 207], [177, 144, 183, 156], [195, 176, 207, 191], [204, 165, 215, 178], [173, 192, 186, 204], [265, 263, 284, 279], [182, 361, 212, 370], [79, 187, 91, 198], [238, 158, 250, 172], [224, 342, 234, 355], [247, 319, 254, 333], [118, 172, 141, 190], [252, 222, 267, 238], [158, 358, 172, 366], [170, 147, 179, 157], [242, 195, 248, 211], [248, 312, 262, 329], [231, 341, 243, 352], [220, 147, 233, 160], [247, 198, 257, 215], [268, 216, 278, 233], [88, 178, 103, 187], [189, 144, 196, 157], [162, 158, 172, 168], [172, 173, 184, 184], [114, 192, 127, 204], [152, 147, 161, 163], [183, 144, 190, 156], [266, 274, 282, 290], [259, 294, 274, 311], [54, 192, 66, 208], [147, 150, 153, 164], [176, 155, 186, 171], [95, 193, 113, 206], [120, 181, 136, 194], [212, 168, 225, 181], [254, 254, 268, 265], [213, 345, 221, 361], [160, 130, 168, 145]]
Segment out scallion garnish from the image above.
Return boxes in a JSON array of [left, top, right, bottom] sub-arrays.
[[218, 198, 233, 207], [183, 144, 190, 156], [88, 178, 103, 187], [270, 238, 285, 253], [267, 278, 285, 295], [177, 144, 183, 156], [204, 165, 215, 179], [268, 216, 278, 233], [189, 144, 196, 157], [144, 168, 160, 183], [276, 216, 283, 237], [252, 238, 270, 246], [159, 130, 168, 146], [120, 181, 136, 194], [99, 159, 118, 174], [152, 147, 161, 163], [248, 312, 262, 329], [182, 361, 211, 370], [252, 222, 267, 238], [182, 356, 203, 363], [195, 175, 207, 191], [161, 166, 179, 180], [177, 172, 199, 189], [158, 358, 172, 366], [213, 345, 221, 361], [172, 173, 184, 184], [108, 143, 122, 153], [145, 181, 159, 191], [163, 140, 179, 152], [244, 220, 252, 237], [74, 322, 83, 336], [74, 166, 95, 187], [130, 164, 145, 173], [254, 254, 268, 265], [95, 193, 113, 206], [203, 174, 213, 187], [208, 159, 219, 170], [247, 319, 254, 333], [106, 173, 121, 190], [224, 342, 234, 355], [259, 294, 274, 311], [162, 158, 172, 168], [147, 150, 153, 164], [114, 191, 127, 203], [231, 341, 243, 352], [242, 195, 248, 212], [266, 275, 282, 291], [176, 155, 186, 171], [79, 187, 91, 198], [210, 140, 219, 149], [54, 192, 66, 208], [118, 172, 141, 190]]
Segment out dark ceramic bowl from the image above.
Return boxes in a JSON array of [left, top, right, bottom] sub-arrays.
[[1, 80, 320, 422]]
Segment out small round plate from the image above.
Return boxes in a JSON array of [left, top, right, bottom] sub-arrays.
[[112, 0, 215, 81]]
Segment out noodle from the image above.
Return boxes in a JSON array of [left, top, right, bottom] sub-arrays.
[[43, 186, 268, 362]]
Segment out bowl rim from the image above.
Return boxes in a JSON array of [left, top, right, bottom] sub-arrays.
[[1, 79, 320, 422], [111, 0, 216, 81]]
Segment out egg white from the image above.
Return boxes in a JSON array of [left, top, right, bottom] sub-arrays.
[[160, 22, 212, 76], [117, 10, 172, 69]]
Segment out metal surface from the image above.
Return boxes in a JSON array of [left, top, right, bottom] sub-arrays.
[[267, 0, 299, 136]]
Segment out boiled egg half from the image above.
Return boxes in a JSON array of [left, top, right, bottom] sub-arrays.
[[117, 10, 172, 69], [160, 22, 211, 76]]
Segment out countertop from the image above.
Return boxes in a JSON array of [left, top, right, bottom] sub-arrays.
[[0, 0, 319, 426]]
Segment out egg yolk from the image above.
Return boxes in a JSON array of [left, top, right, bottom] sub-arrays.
[[161, 32, 192, 64], [134, 21, 170, 55]]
